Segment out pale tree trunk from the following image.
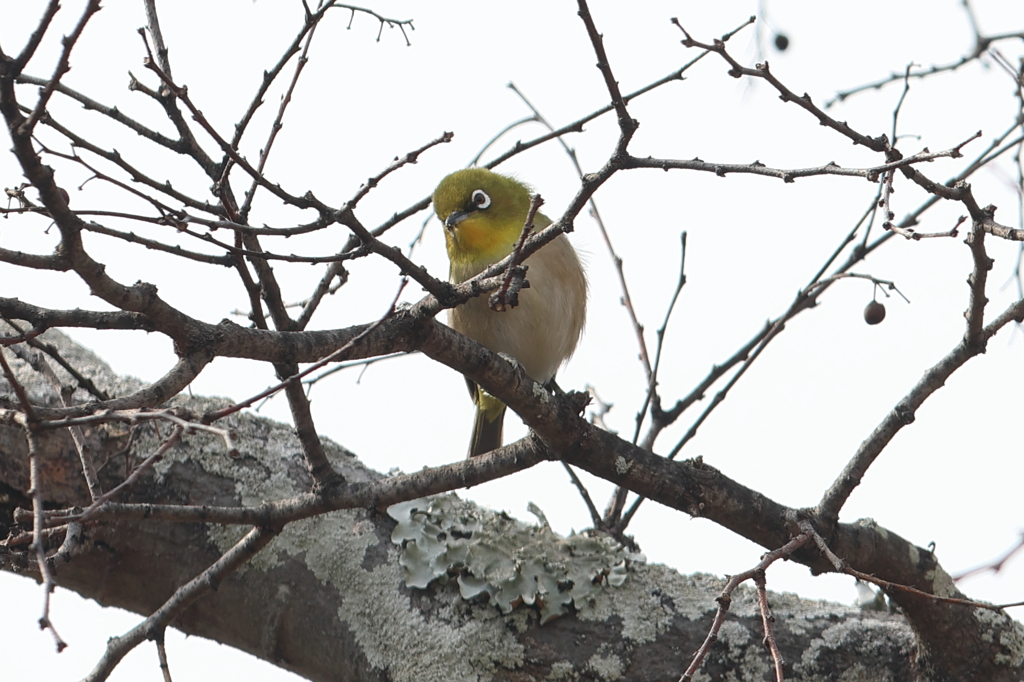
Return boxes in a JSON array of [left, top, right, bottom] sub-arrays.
[[0, 329, 986, 682]]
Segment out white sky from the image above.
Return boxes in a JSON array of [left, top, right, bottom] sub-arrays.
[[2, 1, 1023, 680]]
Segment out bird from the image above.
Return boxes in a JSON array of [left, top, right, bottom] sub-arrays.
[[432, 168, 587, 457]]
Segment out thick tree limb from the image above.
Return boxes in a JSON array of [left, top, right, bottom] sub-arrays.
[[0, 330, 926, 682]]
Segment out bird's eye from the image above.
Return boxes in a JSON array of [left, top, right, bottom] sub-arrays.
[[471, 189, 491, 210]]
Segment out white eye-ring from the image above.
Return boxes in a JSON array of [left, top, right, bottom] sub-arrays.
[[471, 189, 491, 210]]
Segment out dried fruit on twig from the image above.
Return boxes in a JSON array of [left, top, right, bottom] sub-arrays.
[[864, 301, 886, 325]]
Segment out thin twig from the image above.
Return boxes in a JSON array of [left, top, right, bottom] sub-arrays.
[[231, 0, 335, 156], [237, 7, 325, 222], [13, 72, 178, 149], [617, 193, 909, 531], [26, 429, 68, 651], [753, 570, 785, 681], [142, 0, 173, 78], [490, 195, 543, 312], [25, 106, 222, 214], [20, 0, 103, 135], [561, 463, 603, 528], [12, 0, 60, 72], [606, 232, 687, 526], [82, 525, 279, 682], [679, 531, 811, 681], [815, 268, 1019, 523], [335, 14, 756, 258], [2, 344, 68, 649], [204, 277, 408, 424], [333, 3, 415, 45], [10, 345, 103, 500], [827, 33, 1024, 106], [802, 520, 1020, 612], [0, 347, 36, 422], [503, 82, 653, 438], [637, 231, 687, 446], [137, 30, 325, 214], [626, 134, 983, 183], [954, 532, 1024, 582], [577, 0, 636, 139], [964, 213, 993, 348], [155, 633, 173, 682], [346, 132, 454, 212], [891, 63, 915, 144], [80, 426, 185, 522]]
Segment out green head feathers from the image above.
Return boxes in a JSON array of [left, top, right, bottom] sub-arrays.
[[432, 168, 544, 265]]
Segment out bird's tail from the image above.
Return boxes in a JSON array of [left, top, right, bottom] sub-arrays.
[[468, 388, 505, 458]]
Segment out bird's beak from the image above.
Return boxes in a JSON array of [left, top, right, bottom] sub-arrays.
[[444, 210, 470, 231]]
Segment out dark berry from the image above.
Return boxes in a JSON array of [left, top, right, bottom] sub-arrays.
[[864, 301, 886, 325]]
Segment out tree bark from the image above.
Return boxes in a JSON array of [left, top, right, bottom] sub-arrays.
[[0, 330, 1012, 681]]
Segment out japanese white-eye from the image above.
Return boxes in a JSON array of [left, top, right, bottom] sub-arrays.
[[432, 168, 587, 457]]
